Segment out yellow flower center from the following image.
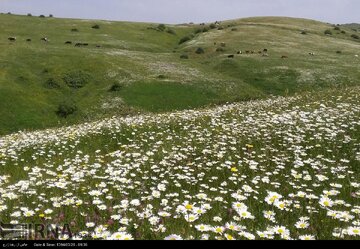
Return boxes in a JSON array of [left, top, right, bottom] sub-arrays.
[[185, 204, 193, 210]]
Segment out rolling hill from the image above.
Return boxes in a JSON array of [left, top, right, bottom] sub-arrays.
[[0, 14, 360, 135]]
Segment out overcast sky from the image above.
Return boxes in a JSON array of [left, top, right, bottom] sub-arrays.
[[1, 0, 359, 24]]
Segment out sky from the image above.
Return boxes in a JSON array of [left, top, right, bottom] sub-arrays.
[[0, 0, 359, 24]]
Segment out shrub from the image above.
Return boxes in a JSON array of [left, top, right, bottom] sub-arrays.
[[218, 27, 224, 30], [92, 24, 100, 29], [334, 27, 341, 31], [336, 50, 342, 54], [44, 78, 61, 89], [179, 36, 191, 44], [166, 29, 176, 35], [209, 23, 217, 29], [157, 75, 166, 79], [180, 54, 189, 59], [324, 30, 333, 35], [39, 15, 46, 18], [194, 29, 203, 34], [202, 27, 209, 33], [157, 24, 166, 31], [109, 83, 123, 92], [351, 34, 360, 39], [63, 71, 91, 89], [301, 31, 307, 35], [49, 14, 53, 18], [56, 101, 77, 118], [195, 47, 205, 54], [27, 13, 32, 17], [71, 28, 79, 32], [231, 28, 238, 31], [341, 30, 346, 34]]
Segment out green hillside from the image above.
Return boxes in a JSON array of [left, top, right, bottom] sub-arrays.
[[0, 14, 360, 135]]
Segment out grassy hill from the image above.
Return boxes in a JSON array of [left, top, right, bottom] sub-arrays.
[[1, 14, 360, 135]]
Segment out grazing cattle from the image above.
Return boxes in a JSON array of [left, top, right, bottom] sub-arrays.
[[8, 37, 16, 42], [228, 54, 235, 58], [237, 51, 242, 54], [41, 37, 49, 42], [65, 41, 72, 44], [96, 45, 101, 48], [309, 52, 315, 56], [220, 42, 226, 47], [250, 51, 255, 54], [281, 55, 288, 59], [258, 51, 262, 54], [355, 55, 359, 58], [262, 54, 269, 57], [263, 49, 268, 52], [75, 43, 89, 47], [26, 38, 31, 42], [245, 50, 250, 54]]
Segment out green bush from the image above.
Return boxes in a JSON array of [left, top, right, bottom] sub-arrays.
[[301, 31, 307, 35], [56, 101, 77, 118], [351, 34, 360, 39], [166, 29, 176, 35], [209, 23, 217, 29], [195, 47, 205, 54], [180, 54, 189, 59], [324, 29, 333, 35], [109, 83, 123, 92], [92, 24, 100, 29], [334, 27, 341, 31], [63, 71, 91, 89], [157, 24, 166, 31], [179, 36, 191, 44], [44, 78, 61, 89], [39, 15, 46, 18], [202, 27, 209, 33], [27, 13, 32, 17], [71, 28, 79, 32]]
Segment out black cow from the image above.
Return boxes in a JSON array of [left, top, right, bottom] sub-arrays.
[[26, 38, 32, 42], [8, 37, 16, 42], [65, 41, 72, 44], [228, 55, 235, 58], [41, 37, 49, 42]]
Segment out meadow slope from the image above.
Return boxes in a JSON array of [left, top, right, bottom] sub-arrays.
[[0, 87, 359, 240], [0, 14, 360, 134]]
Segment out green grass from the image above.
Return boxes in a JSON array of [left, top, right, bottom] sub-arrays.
[[119, 81, 219, 112], [0, 14, 360, 135]]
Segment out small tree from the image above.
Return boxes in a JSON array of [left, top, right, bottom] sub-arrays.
[[39, 15, 46, 18], [92, 24, 100, 29], [27, 13, 32, 17], [351, 34, 360, 40]]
